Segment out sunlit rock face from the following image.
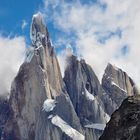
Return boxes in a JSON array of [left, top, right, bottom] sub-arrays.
[[102, 63, 139, 110], [30, 12, 49, 47], [0, 12, 139, 140], [100, 95, 140, 140]]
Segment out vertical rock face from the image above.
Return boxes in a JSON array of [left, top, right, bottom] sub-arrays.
[[100, 95, 140, 140], [0, 98, 10, 138], [102, 63, 138, 109], [2, 12, 83, 140], [64, 55, 111, 139], [64, 55, 108, 122]]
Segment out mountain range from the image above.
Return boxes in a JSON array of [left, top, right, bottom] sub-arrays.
[[0, 12, 139, 140]]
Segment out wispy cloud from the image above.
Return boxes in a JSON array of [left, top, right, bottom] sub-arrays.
[[0, 36, 26, 97], [21, 20, 28, 30], [42, 0, 140, 87]]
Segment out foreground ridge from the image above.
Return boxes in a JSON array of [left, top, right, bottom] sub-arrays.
[[100, 95, 140, 140]]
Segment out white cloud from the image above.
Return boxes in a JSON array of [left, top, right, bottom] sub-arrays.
[[43, 0, 140, 87], [0, 36, 26, 97], [57, 44, 74, 77], [21, 20, 28, 30]]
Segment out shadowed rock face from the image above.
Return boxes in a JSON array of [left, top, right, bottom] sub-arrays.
[[102, 63, 139, 110], [0, 98, 10, 138], [64, 56, 108, 122], [64, 55, 112, 139], [100, 95, 140, 140]]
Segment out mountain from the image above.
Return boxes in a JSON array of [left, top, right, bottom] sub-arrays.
[[99, 95, 140, 140], [102, 63, 138, 113], [64, 55, 110, 123], [1, 12, 84, 140], [0, 12, 139, 140]]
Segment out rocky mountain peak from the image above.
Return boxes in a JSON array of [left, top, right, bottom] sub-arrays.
[[102, 63, 136, 93], [64, 54, 111, 140], [0, 13, 85, 140], [30, 12, 49, 47], [102, 62, 139, 108]]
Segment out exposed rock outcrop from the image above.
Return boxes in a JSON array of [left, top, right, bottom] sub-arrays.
[[0, 98, 10, 138], [102, 63, 138, 111], [100, 95, 140, 140]]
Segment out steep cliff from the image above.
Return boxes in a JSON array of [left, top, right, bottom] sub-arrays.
[[0, 12, 139, 140], [100, 95, 140, 140], [102, 63, 138, 110], [2, 12, 84, 140]]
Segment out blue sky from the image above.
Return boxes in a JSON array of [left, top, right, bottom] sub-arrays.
[[0, 0, 116, 49], [0, 0, 43, 44], [0, 0, 101, 48]]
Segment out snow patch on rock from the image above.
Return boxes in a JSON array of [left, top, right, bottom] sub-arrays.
[[104, 113, 110, 122], [111, 81, 126, 93], [85, 89, 95, 101], [51, 115, 85, 140], [43, 99, 57, 112], [84, 123, 106, 130], [32, 12, 43, 21]]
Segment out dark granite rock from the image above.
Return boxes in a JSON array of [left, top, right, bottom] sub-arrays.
[[100, 95, 140, 140]]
